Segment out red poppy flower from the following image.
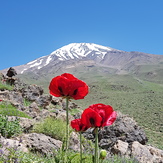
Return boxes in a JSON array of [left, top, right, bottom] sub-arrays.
[[81, 103, 116, 128], [71, 118, 89, 132], [49, 73, 89, 100]]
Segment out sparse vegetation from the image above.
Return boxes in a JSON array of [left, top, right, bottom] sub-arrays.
[[0, 81, 13, 91], [0, 115, 22, 138], [74, 73, 163, 150], [0, 101, 31, 119], [19, 68, 163, 150], [0, 147, 138, 163], [1, 64, 163, 162], [23, 98, 32, 107], [32, 117, 72, 141]]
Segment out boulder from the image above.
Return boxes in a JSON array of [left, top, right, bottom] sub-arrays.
[[0, 135, 28, 157], [8, 91, 24, 104], [83, 112, 148, 151], [6, 67, 17, 77], [147, 146, 163, 161], [0, 90, 24, 109], [21, 85, 44, 101], [69, 132, 81, 152], [111, 140, 129, 155], [25, 102, 41, 118], [19, 117, 35, 133], [36, 94, 52, 108], [131, 141, 163, 163], [22, 133, 62, 156]]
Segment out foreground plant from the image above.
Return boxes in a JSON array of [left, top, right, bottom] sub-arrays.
[[71, 103, 116, 163], [82, 103, 116, 163], [71, 118, 89, 163], [49, 73, 89, 152], [80, 103, 116, 163], [0, 115, 22, 138]]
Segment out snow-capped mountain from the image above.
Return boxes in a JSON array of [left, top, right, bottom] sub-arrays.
[[15, 43, 121, 74], [50, 43, 115, 61], [2, 43, 163, 76]]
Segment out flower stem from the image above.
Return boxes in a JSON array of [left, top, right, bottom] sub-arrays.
[[94, 127, 99, 163], [80, 132, 82, 163], [65, 97, 69, 151]]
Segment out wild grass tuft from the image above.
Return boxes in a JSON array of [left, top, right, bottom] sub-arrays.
[[32, 117, 72, 141], [0, 81, 14, 91], [0, 102, 31, 119], [0, 115, 22, 138]]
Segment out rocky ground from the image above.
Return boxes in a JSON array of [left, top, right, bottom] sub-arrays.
[[0, 73, 163, 163]]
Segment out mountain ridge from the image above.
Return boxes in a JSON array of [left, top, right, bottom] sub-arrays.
[[1, 43, 163, 75]]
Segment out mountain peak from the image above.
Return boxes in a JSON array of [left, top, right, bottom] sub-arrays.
[[16, 43, 116, 74], [50, 43, 115, 61], [2, 43, 163, 75]]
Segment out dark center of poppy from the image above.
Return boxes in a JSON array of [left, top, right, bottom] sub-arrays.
[[89, 118, 95, 126], [73, 89, 78, 96], [58, 86, 64, 96], [79, 124, 83, 130]]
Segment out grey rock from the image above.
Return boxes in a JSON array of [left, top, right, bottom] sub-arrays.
[[0, 135, 28, 157], [146, 145, 163, 163], [19, 117, 35, 132], [22, 133, 62, 156], [21, 85, 44, 101], [111, 140, 129, 155], [131, 141, 163, 163], [0, 90, 24, 107], [36, 94, 52, 108], [83, 112, 148, 152], [69, 132, 81, 152]]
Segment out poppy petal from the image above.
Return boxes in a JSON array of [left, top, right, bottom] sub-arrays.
[[102, 111, 117, 127], [86, 103, 117, 127], [61, 73, 77, 80], [49, 73, 89, 100], [81, 108, 102, 128], [49, 76, 63, 97], [71, 118, 89, 131], [69, 80, 89, 100]]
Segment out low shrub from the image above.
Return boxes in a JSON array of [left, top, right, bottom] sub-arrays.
[[0, 115, 22, 138], [32, 117, 71, 141]]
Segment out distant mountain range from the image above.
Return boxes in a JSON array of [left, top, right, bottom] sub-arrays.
[[1, 43, 163, 84], [2, 43, 163, 74]]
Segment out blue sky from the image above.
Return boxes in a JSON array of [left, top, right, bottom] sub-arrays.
[[0, 0, 163, 70]]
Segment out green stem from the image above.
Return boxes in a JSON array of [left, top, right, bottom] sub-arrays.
[[80, 132, 82, 163], [65, 97, 69, 151], [94, 127, 99, 163]]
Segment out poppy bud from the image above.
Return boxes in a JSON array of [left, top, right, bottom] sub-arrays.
[[99, 149, 107, 160]]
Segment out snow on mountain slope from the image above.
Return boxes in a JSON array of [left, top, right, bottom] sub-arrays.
[[19, 43, 117, 74], [50, 43, 114, 60], [1, 43, 163, 75], [4, 42, 162, 75]]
